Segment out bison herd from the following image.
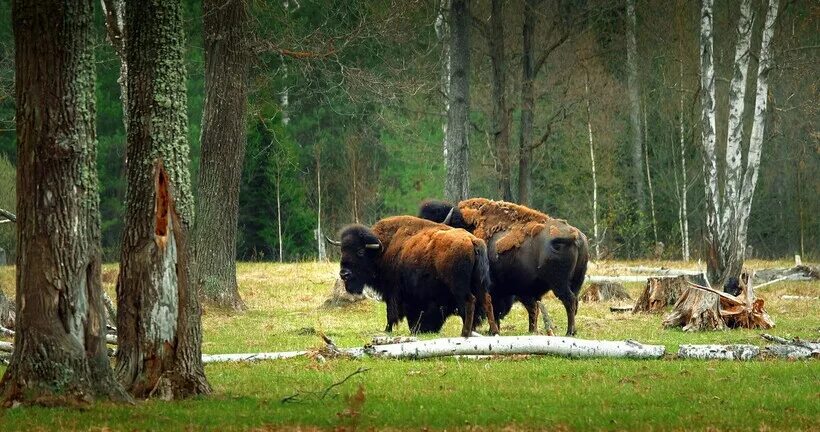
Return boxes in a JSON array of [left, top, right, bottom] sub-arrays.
[[326, 198, 589, 337]]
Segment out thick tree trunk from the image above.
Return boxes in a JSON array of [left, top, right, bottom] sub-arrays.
[[193, 0, 249, 311], [662, 287, 724, 332], [625, 0, 645, 212], [116, 0, 210, 399], [632, 276, 688, 313], [488, 0, 511, 201], [584, 69, 600, 260], [443, 0, 470, 202], [699, 0, 722, 283], [1, 0, 130, 406], [517, 0, 535, 205]]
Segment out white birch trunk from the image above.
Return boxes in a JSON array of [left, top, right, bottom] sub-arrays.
[[737, 0, 780, 249], [316, 150, 326, 261], [280, 0, 290, 125], [584, 69, 600, 261], [721, 0, 753, 259], [677, 344, 760, 360], [276, 173, 283, 262], [699, 0, 722, 282], [644, 99, 658, 245], [436, 0, 451, 166], [202, 351, 306, 364], [679, 60, 690, 261]]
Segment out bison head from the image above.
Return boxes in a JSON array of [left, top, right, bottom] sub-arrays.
[[418, 199, 470, 230], [328, 225, 382, 294]]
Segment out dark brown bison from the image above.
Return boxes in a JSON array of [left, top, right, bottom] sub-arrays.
[[419, 198, 589, 336], [328, 216, 499, 337]]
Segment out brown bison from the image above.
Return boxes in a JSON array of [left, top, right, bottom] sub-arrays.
[[419, 198, 589, 336], [328, 216, 499, 337]]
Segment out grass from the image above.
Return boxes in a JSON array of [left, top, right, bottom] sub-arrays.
[[0, 260, 818, 431]]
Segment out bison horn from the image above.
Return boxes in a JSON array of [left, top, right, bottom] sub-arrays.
[[442, 207, 455, 225], [325, 235, 342, 246], [364, 241, 381, 250]]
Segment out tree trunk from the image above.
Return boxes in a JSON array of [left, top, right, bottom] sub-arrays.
[[101, 0, 128, 130], [736, 0, 779, 252], [116, 0, 210, 399], [0, 290, 13, 329], [625, 0, 645, 212], [643, 99, 658, 245], [1, 0, 130, 406], [443, 0, 470, 202], [316, 150, 326, 261], [662, 287, 724, 332], [581, 282, 631, 302], [678, 48, 690, 261], [584, 68, 600, 261], [488, 0, 511, 201], [517, 0, 535, 205], [276, 172, 283, 262], [436, 0, 451, 182], [699, 0, 722, 283], [721, 0, 753, 259], [632, 276, 688, 313], [193, 0, 249, 311]]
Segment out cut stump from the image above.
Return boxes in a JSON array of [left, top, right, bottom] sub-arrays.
[[581, 282, 631, 302], [662, 285, 724, 331], [323, 278, 370, 308], [632, 276, 688, 313], [0, 289, 14, 329]]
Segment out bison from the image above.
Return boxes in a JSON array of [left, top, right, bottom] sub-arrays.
[[419, 198, 589, 336], [327, 216, 499, 337]]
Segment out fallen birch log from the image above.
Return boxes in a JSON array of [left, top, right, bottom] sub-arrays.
[[781, 295, 818, 301], [202, 350, 307, 364], [371, 336, 418, 345], [349, 336, 666, 360], [587, 275, 658, 283], [677, 344, 760, 360]]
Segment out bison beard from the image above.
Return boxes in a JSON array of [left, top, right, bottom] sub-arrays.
[[419, 198, 589, 336], [331, 216, 498, 337]]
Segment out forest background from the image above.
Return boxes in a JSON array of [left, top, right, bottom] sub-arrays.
[[0, 0, 815, 263]]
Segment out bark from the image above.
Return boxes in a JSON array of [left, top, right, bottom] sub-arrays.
[[436, 0, 451, 176], [632, 276, 687, 313], [323, 277, 368, 308], [443, 0, 470, 202], [276, 172, 283, 262], [677, 344, 760, 360], [316, 150, 326, 261], [699, 0, 722, 283], [1, 0, 130, 406], [581, 282, 631, 302], [736, 0, 779, 251], [625, 0, 645, 211], [721, 0, 753, 257], [117, 0, 210, 399], [488, 0, 511, 200], [662, 286, 724, 332], [678, 53, 690, 261], [0, 290, 13, 329], [193, 0, 250, 311], [516, 0, 535, 205], [584, 68, 601, 260]]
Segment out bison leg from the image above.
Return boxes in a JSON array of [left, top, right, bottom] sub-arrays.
[[556, 289, 578, 336], [520, 296, 540, 333], [460, 294, 476, 337], [483, 293, 500, 335], [385, 295, 401, 333]]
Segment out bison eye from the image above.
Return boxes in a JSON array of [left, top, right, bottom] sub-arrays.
[[356, 249, 365, 257]]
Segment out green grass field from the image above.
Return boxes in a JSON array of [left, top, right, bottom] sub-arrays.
[[1, 261, 818, 431]]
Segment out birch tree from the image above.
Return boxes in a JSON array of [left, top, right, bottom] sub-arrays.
[[1, 0, 130, 406], [443, 0, 471, 202], [699, 0, 780, 284], [584, 68, 600, 261], [116, 0, 210, 398]]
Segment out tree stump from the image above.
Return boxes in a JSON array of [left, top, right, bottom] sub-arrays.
[[323, 278, 370, 308], [581, 282, 631, 302], [632, 276, 687, 313], [0, 289, 13, 329], [662, 287, 724, 331]]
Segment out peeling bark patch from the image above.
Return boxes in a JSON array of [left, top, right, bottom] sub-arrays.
[[154, 161, 172, 250]]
